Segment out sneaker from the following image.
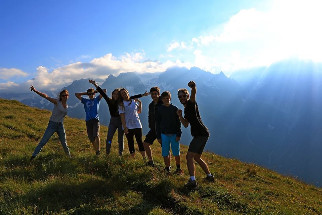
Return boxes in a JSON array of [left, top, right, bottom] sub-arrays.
[[164, 166, 171, 174], [175, 168, 183, 175], [147, 160, 154, 167], [205, 174, 215, 182], [185, 179, 197, 189], [96, 151, 101, 156]]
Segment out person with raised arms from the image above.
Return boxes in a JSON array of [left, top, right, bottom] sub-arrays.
[[75, 87, 103, 155], [177, 81, 214, 188], [30, 86, 71, 160], [89, 79, 148, 156]]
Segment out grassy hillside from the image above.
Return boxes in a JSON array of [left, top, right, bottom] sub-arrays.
[[0, 98, 321, 215]]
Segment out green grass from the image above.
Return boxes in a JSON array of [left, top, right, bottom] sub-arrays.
[[0, 98, 321, 214]]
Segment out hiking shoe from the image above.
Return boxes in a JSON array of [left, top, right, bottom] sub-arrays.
[[30, 156, 35, 161], [175, 168, 183, 175], [205, 174, 215, 182], [96, 151, 101, 156], [147, 160, 154, 167], [185, 179, 197, 189]]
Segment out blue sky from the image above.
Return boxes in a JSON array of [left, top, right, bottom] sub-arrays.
[[1, 0, 321, 91]]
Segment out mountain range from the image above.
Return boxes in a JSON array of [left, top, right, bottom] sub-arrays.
[[1, 59, 321, 187]]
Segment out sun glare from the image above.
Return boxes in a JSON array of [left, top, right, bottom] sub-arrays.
[[271, 0, 322, 62]]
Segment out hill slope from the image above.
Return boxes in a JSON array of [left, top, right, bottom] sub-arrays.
[[0, 98, 321, 214]]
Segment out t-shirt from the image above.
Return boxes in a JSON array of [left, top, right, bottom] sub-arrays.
[[81, 96, 101, 121], [118, 99, 142, 129], [184, 100, 209, 137], [49, 101, 68, 123]]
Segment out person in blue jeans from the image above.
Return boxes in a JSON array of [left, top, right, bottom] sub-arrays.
[[156, 91, 182, 174], [75, 86, 103, 155], [30, 85, 71, 160]]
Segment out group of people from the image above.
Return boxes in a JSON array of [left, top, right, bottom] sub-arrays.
[[29, 80, 214, 188]]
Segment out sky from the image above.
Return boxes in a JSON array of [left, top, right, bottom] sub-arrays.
[[1, 0, 322, 91]]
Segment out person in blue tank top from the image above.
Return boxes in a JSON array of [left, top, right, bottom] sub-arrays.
[[75, 87, 103, 155]]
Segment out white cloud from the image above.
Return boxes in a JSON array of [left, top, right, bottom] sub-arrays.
[[167, 41, 189, 52], [0, 52, 191, 92], [0, 68, 28, 80], [166, 0, 322, 74], [0, 81, 19, 90]]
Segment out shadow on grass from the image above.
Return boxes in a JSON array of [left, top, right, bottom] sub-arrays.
[[1, 154, 116, 182], [21, 178, 114, 213]]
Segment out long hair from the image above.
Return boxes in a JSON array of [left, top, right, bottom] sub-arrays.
[[111, 88, 121, 105], [118, 88, 129, 111], [59, 89, 69, 101]]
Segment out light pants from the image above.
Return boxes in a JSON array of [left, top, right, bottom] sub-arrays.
[[32, 121, 70, 157]]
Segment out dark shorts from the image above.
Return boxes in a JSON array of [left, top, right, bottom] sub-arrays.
[[86, 119, 100, 142], [144, 129, 158, 145], [188, 136, 208, 154]]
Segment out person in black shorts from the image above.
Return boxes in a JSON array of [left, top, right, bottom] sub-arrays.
[[143, 87, 162, 166], [177, 81, 214, 188]]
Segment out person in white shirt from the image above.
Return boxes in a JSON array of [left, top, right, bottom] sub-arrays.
[[119, 88, 148, 158]]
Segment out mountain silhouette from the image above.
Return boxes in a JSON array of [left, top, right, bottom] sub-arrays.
[[1, 60, 321, 187]]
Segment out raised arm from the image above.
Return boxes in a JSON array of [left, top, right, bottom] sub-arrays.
[[130, 91, 150, 99], [188, 81, 196, 103], [89, 80, 106, 100], [75, 92, 88, 101], [30, 85, 57, 104]]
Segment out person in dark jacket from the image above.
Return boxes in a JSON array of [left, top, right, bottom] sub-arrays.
[[143, 87, 162, 166], [157, 91, 182, 174]]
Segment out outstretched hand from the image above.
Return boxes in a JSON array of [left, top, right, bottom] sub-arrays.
[[143, 91, 150, 97], [30, 85, 35, 92], [89, 79, 96, 85]]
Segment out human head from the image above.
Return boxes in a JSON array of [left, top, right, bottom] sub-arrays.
[[87, 88, 95, 99], [150, 86, 160, 102], [161, 91, 171, 105], [59, 89, 69, 101], [120, 88, 130, 101], [177, 88, 189, 105], [112, 88, 120, 100]]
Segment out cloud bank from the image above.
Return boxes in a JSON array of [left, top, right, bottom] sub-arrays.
[[0, 68, 28, 80], [0, 52, 191, 92]]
